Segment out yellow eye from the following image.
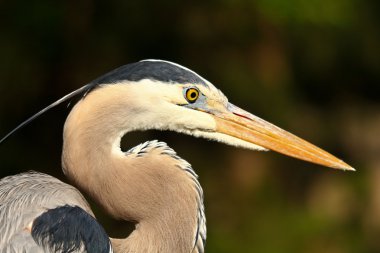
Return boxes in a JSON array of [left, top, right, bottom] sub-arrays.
[[185, 88, 199, 103]]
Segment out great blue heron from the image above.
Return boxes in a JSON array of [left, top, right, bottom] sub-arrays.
[[0, 60, 353, 253]]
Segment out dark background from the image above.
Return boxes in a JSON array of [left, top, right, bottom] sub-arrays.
[[1, 1, 379, 252]]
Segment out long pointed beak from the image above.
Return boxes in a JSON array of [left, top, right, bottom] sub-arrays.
[[212, 103, 354, 171]]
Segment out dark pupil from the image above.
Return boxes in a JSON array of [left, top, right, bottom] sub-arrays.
[[190, 91, 196, 99]]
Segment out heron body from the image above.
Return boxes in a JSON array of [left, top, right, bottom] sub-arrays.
[[0, 60, 353, 252], [0, 172, 111, 253]]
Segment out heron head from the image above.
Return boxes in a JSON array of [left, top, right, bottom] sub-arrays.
[[85, 59, 353, 171], [0, 59, 353, 171]]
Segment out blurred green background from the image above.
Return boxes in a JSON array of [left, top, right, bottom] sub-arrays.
[[1, 0, 379, 252]]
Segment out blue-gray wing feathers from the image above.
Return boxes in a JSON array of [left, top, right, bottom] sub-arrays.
[[0, 172, 111, 253]]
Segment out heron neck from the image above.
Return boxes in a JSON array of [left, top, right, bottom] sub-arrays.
[[62, 85, 205, 253]]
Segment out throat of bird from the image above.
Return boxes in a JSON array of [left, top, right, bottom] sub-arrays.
[[62, 114, 204, 253], [64, 133, 204, 252]]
